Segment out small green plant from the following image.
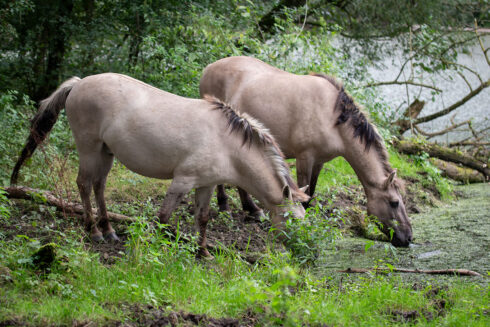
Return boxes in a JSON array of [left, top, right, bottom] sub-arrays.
[[281, 202, 342, 265]]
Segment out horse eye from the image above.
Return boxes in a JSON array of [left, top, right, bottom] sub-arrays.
[[389, 201, 399, 208]]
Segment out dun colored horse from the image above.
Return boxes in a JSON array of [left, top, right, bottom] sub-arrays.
[[11, 73, 309, 256], [200, 56, 412, 247]]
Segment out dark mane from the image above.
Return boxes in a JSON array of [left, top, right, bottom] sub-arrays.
[[204, 95, 298, 191], [313, 73, 392, 174]]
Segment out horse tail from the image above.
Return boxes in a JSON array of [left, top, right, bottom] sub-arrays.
[[10, 77, 81, 185]]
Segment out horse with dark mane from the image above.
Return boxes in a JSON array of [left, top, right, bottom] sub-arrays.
[[11, 73, 309, 256], [200, 56, 412, 247]]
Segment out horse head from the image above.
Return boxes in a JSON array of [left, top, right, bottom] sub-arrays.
[[270, 185, 309, 237], [366, 169, 412, 247]]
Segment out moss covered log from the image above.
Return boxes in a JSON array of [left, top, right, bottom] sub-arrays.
[[394, 139, 489, 179]]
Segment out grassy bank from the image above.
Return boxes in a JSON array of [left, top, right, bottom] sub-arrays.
[[1, 139, 488, 326]]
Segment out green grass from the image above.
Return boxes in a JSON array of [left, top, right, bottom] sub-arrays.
[[1, 229, 488, 326]]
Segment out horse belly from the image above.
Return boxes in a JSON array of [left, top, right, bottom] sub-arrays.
[[102, 124, 186, 180]]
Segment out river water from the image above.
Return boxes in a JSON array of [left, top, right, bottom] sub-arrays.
[[366, 36, 490, 143], [317, 183, 490, 279]]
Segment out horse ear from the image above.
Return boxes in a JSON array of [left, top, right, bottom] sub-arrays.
[[282, 185, 292, 200], [299, 185, 309, 193], [384, 169, 397, 189]]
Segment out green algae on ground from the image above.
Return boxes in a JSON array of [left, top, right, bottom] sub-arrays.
[[318, 183, 490, 277]]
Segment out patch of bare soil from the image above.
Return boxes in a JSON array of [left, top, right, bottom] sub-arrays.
[[108, 304, 256, 327], [1, 200, 128, 264], [3, 196, 275, 265]]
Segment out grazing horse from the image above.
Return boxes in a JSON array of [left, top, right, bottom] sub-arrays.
[[200, 56, 412, 247], [11, 73, 309, 256]]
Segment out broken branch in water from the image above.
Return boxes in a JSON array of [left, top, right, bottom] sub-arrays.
[[4, 185, 134, 222], [339, 267, 482, 277]]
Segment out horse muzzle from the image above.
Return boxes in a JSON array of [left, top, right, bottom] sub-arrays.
[[390, 231, 413, 247]]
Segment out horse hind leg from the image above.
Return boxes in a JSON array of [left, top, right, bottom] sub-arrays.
[[77, 156, 103, 242], [92, 147, 117, 241], [238, 187, 264, 220], [216, 184, 230, 211]]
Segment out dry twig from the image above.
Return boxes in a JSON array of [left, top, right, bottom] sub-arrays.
[[339, 267, 482, 277]]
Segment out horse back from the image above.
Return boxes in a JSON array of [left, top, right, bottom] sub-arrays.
[[200, 58, 343, 159], [64, 73, 234, 179]]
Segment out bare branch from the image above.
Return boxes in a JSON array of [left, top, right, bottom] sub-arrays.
[[414, 78, 490, 124], [457, 71, 473, 91], [440, 60, 483, 84], [413, 120, 470, 138], [363, 80, 442, 92], [339, 267, 481, 277], [475, 20, 490, 66]]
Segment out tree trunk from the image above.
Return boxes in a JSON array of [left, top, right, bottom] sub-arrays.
[[32, 0, 74, 102], [393, 139, 489, 179]]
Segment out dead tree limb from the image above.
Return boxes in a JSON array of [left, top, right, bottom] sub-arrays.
[[4, 185, 134, 222], [413, 78, 490, 126], [431, 158, 485, 183], [364, 80, 442, 92], [339, 267, 482, 277], [413, 120, 470, 138], [393, 139, 489, 178]]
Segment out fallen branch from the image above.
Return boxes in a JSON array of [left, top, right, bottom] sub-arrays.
[[431, 159, 485, 183], [393, 139, 489, 178], [4, 185, 135, 222], [339, 267, 482, 277]]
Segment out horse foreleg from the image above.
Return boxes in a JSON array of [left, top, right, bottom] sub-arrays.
[[157, 179, 192, 225], [296, 156, 314, 208], [238, 187, 264, 220], [308, 163, 324, 198], [216, 185, 230, 211], [195, 186, 215, 258]]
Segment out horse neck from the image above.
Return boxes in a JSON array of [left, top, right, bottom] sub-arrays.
[[233, 147, 285, 208], [339, 127, 387, 195]]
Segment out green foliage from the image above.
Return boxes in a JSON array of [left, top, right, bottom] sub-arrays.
[[411, 151, 453, 200], [0, 187, 10, 223], [282, 202, 343, 265], [0, 91, 34, 184]]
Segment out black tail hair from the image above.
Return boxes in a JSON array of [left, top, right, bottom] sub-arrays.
[[10, 77, 81, 185]]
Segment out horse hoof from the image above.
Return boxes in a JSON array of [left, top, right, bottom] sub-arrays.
[[218, 204, 230, 212], [104, 232, 120, 243], [245, 210, 265, 222], [91, 233, 104, 243], [197, 248, 214, 260]]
